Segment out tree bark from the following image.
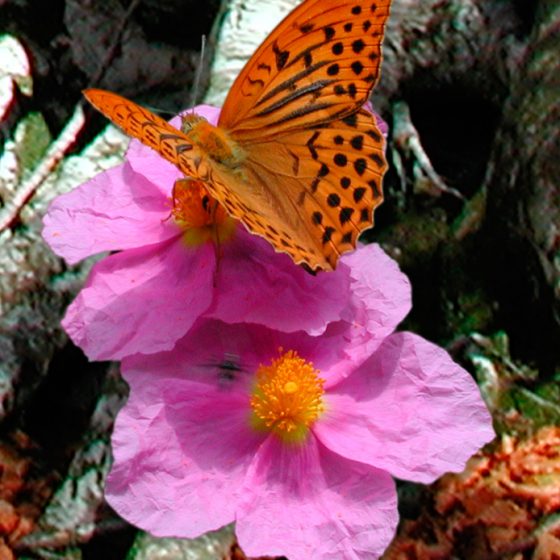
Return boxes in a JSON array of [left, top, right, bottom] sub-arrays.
[[483, 0, 560, 370], [0, 0, 558, 557]]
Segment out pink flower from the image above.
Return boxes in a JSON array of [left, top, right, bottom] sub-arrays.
[[106, 249, 495, 560], [42, 105, 362, 361]]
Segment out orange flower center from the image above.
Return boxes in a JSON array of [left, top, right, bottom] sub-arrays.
[[250, 350, 325, 444], [171, 178, 236, 246]]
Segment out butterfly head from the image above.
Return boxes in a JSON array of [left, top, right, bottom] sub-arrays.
[[180, 112, 207, 134]]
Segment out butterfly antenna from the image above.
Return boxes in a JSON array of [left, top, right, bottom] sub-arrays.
[[189, 35, 206, 112]]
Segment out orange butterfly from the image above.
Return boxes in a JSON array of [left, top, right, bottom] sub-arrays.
[[84, 0, 391, 271]]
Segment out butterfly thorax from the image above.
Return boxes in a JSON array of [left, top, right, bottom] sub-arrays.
[[181, 113, 242, 169]]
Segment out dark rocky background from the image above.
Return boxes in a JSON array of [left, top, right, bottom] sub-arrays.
[[0, 0, 558, 558]]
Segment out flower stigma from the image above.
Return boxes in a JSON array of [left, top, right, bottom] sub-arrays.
[[171, 178, 236, 246], [250, 349, 326, 444]]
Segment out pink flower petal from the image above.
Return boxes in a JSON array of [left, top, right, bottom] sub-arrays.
[[43, 161, 178, 264], [62, 239, 215, 360], [106, 369, 260, 538], [338, 244, 412, 373], [120, 318, 345, 385], [209, 228, 351, 334], [237, 436, 398, 560], [315, 332, 495, 483], [124, 141, 180, 199], [123, 318, 277, 388]]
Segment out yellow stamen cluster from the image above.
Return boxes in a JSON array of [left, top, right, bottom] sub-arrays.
[[171, 178, 235, 245], [251, 350, 325, 443]]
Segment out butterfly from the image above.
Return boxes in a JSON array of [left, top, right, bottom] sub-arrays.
[[84, 0, 391, 271]]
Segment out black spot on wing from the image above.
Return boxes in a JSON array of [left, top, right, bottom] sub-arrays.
[[322, 226, 335, 244], [300, 22, 314, 33], [273, 42, 289, 70]]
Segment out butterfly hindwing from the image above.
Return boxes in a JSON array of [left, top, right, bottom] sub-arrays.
[[213, 0, 391, 268], [237, 108, 386, 269]]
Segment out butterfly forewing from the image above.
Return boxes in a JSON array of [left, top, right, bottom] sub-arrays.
[[219, 0, 391, 140], [83, 89, 206, 180]]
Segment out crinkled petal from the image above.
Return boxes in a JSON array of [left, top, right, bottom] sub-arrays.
[[122, 318, 279, 389], [43, 161, 178, 264], [120, 317, 354, 397], [209, 227, 351, 334], [338, 244, 412, 374], [126, 104, 221, 190], [62, 239, 215, 360], [106, 370, 261, 538], [237, 436, 398, 560], [315, 332, 495, 483], [125, 140, 180, 199]]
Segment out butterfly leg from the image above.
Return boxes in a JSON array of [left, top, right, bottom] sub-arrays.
[[162, 178, 190, 223]]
